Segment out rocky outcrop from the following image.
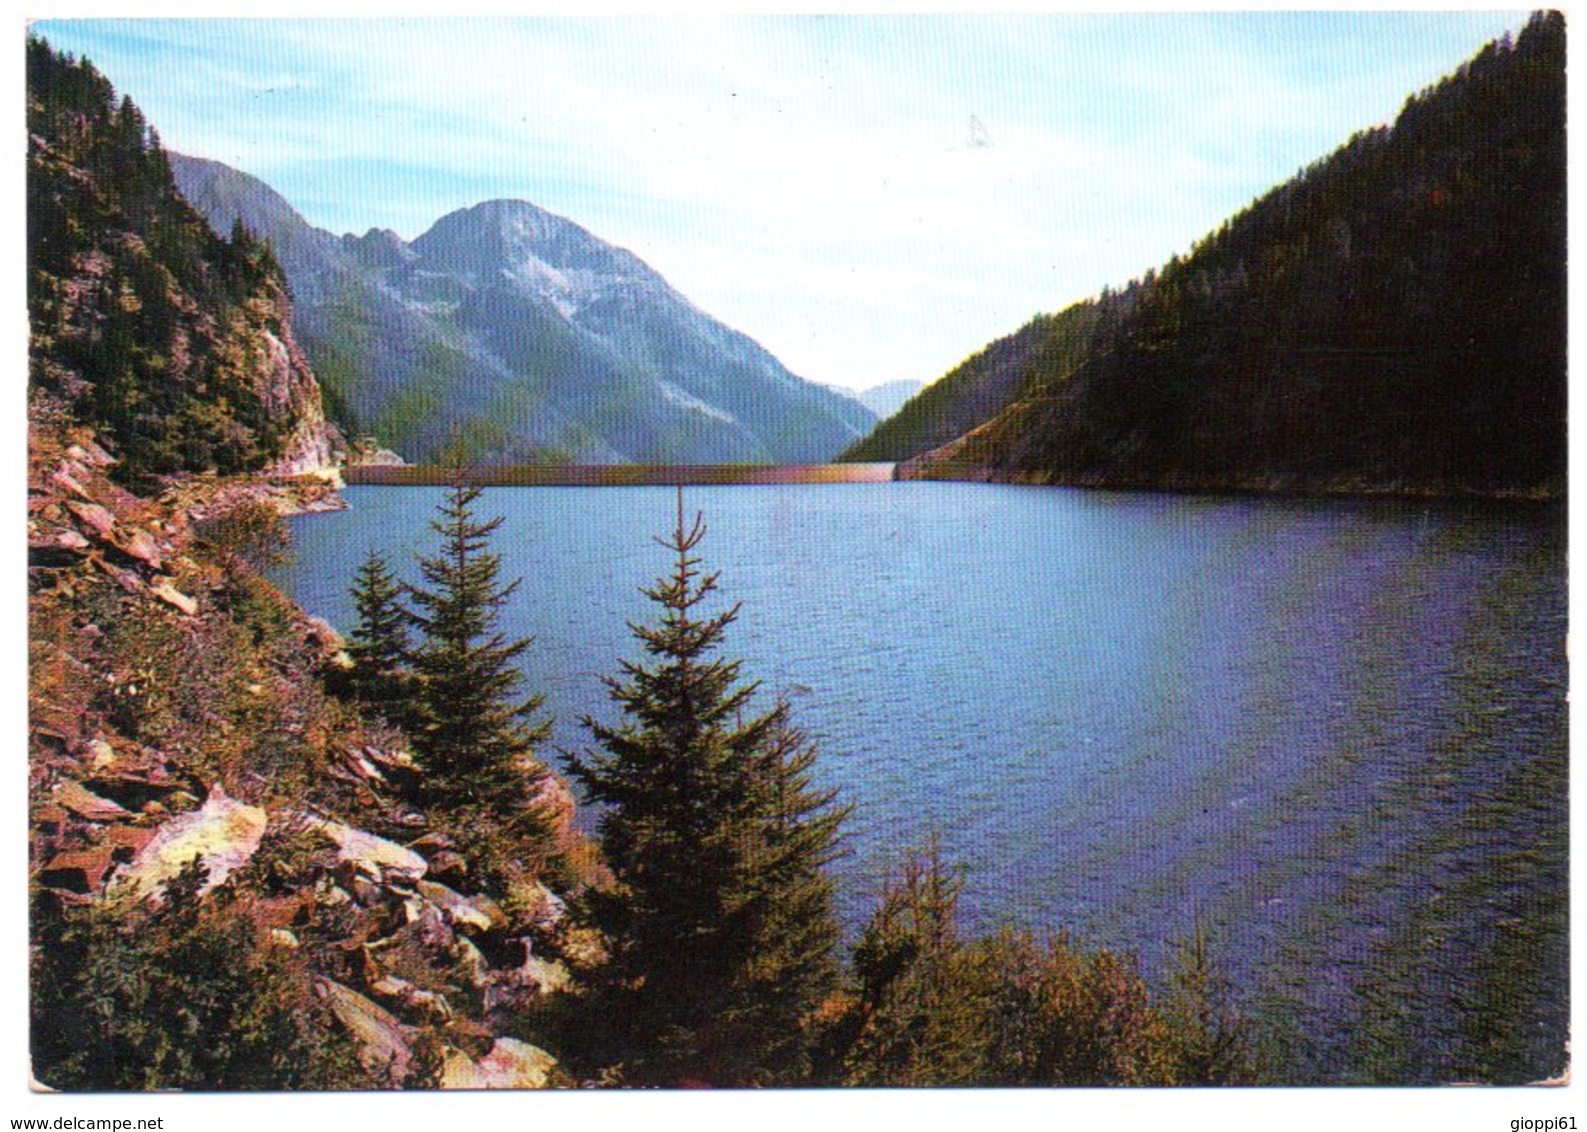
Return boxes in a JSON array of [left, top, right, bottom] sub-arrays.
[[308, 816, 428, 882], [415, 879, 495, 933], [109, 784, 267, 903], [256, 323, 344, 478], [29, 435, 205, 653], [53, 780, 132, 823], [27, 425, 348, 623], [441, 1039, 557, 1090], [317, 979, 416, 1084], [28, 420, 589, 1088], [345, 439, 407, 468]]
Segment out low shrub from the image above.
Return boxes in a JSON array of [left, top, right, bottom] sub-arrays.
[[31, 861, 373, 1091]]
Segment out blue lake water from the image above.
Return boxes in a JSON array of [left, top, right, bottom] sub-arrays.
[[274, 482, 1567, 1084]]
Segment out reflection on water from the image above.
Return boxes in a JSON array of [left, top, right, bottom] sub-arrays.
[[276, 483, 1566, 1084]]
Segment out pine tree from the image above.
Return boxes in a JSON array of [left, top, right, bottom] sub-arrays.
[[835, 836, 982, 1085], [406, 465, 554, 871], [1159, 930, 1255, 1084], [566, 489, 846, 1085], [345, 547, 414, 728], [825, 839, 1255, 1087]]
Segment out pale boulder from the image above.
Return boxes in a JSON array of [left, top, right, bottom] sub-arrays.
[[83, 738, 117, 770], [440, 1039, 556, 1090], [65, 500, 115, 538], [150, 581, 198, 617], [368, 973, 452, 1024], [307, 816, 428, 881], [520, 952, 573, 997], [416, 879, 494, 934], [316, 979, 414, 1085], [452, 936, 491, 989], [110, 527, 164, 569], [109, 784, 266, 902], [54, 779, 131, 823]]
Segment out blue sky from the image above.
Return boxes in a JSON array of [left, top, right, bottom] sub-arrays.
[[31, 12, 1529, 392]]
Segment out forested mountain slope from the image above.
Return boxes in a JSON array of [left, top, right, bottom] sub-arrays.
[[842, 302, 1102, 462], [898, 13, 1565, 498], [27, 39, 338, 487]]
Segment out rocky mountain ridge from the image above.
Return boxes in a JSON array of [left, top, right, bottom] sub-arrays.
[[170, 155, 876, 465]]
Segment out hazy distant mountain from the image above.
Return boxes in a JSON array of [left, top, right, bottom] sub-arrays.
[[851, 380, 923, 421], [171, 155, 875, 464], [890, 14, 1565, 499]]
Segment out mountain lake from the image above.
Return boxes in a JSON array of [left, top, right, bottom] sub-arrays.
[[273, 480, 1567, 1084]]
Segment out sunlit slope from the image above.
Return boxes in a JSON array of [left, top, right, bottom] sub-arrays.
[[841, 302, 1102, 463]]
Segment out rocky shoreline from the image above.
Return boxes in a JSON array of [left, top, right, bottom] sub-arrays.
[[29, 423, 594, 1089]]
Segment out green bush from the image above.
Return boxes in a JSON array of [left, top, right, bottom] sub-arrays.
[[31, 861, 373, 1091], [194, 499, 293, 573], [820, 843, 1255, 1087]]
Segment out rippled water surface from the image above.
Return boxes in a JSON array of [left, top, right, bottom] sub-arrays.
[[276, 482, 1567, 1083]]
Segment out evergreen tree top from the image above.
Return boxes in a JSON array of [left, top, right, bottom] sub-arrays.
[[566, 487, 846, 1085], [405, 463, 547, 800]]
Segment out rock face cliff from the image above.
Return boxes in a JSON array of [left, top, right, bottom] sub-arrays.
[[27, 38, 340, 487], [254, 323, 339, 476], [171, 155, 876, 465]]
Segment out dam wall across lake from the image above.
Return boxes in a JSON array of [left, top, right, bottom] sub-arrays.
[[345, 463, 898, 487]]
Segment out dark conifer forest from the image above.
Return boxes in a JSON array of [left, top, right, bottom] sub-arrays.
[[861, 12, 1564, 500]]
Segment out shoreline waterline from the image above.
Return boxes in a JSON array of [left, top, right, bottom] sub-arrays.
[[345, 462, 897, 486]]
